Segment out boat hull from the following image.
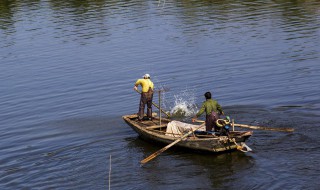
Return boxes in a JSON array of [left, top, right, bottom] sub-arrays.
[[123, 114, 252, 153]]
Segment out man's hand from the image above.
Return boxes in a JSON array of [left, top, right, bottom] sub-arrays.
[[134, 86, 138, 91], [192, 117, 197, 123]]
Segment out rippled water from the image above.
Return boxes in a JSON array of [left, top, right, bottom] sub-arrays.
[[1, 0, 320, 189]]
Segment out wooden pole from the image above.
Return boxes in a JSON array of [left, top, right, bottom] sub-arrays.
[[135, 89, 170, 118], [194, 119, 294, 132], [159, 90, 161, 127], [232, 119, 234, 132], [234, 123, 294, 132], [152, 101, 170, 118], [109, 155, 111, 190], [194, 119, 205, 123], [140, 122, 206, 165]]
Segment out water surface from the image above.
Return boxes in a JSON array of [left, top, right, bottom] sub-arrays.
[[1, 0, 320, 189]]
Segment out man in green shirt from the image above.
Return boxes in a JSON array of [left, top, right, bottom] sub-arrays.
[[134, 74, 154, 121], [192, 91, 224, 131]]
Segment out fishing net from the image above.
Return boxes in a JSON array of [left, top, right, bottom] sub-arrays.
[[165, 120, 205, 137]]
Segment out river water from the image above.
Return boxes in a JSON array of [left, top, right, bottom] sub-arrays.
[[1, 0, 320, 189]]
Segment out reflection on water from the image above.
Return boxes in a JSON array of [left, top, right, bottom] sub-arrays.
[[1, 0, 319, 48], [1, 0, 320, 189], [126, 136, 255, 189]]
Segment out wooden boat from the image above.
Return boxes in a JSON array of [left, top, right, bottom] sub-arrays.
[[123, 114, 253, 153]]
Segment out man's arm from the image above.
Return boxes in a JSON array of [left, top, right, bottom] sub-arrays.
[[192, 102, 206, 122], [134, 79, 140, 91], [216, 102, 224, 115]]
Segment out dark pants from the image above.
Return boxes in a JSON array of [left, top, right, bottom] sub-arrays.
[[138, 88, 153, 120], [205, 111, 220, 131]]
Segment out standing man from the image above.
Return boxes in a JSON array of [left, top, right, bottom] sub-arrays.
[[134, 74, 154, 121], [192, 91, 224, 131]]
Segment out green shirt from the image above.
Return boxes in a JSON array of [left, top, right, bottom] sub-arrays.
[[196, 99, 223, 117]]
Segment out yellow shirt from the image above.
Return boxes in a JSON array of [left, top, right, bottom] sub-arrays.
[[135, 79, 154, 93]]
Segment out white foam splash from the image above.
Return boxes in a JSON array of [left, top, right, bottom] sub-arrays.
[[169, 89, 198, 117]]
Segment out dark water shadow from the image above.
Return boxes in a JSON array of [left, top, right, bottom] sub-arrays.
[[124, 135, 255, 189]]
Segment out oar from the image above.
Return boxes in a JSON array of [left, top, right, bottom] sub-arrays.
[[135, 89, 170, 118], [234, 123, 294, 132], [194, 119, 294, 132], [140, 122, 205, 165]]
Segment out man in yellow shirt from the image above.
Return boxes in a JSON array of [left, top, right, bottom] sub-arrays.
[[134, 74, 154, 121]]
